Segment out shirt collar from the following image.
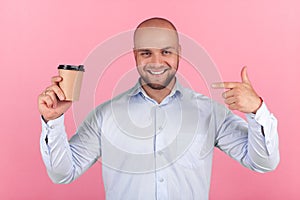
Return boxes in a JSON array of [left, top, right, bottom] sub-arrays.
[[128, 78, 183, 99]]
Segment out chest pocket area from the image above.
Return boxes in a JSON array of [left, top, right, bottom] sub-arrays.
[[175, 132, 214, 169]]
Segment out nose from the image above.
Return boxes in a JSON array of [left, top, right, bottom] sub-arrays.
[[150, 53, 163, 65]]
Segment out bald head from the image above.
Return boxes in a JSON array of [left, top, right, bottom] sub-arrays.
[[136, 17, 178, 31], [134, 17, 179, 49]]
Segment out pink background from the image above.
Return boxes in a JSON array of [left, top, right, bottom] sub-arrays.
[[1, 0, 299, 199]]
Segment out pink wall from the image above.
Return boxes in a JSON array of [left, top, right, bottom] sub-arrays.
[[1, 0, 299, 199]]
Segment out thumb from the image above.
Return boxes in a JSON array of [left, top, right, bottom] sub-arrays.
[[241, 66, 251, 84]]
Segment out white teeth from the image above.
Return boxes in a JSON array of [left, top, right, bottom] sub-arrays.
[[149, 70, 165, 75]]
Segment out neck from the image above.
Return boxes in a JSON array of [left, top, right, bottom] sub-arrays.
[[141, 78, 176, 104]]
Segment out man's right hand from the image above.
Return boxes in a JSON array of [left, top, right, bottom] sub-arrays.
[[38, 76, 72, 123]]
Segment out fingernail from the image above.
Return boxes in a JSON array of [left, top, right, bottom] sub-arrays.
[[211, 83, 217, 88], [59, 95, 64, 101]]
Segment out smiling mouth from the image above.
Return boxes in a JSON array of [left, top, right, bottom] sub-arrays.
[[147, 69, 168, 75]]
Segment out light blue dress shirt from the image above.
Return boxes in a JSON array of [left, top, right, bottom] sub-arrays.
[[40, 80, 279, 200]]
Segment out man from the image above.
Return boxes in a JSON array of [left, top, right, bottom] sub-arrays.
[[38, 17, 279, 200]]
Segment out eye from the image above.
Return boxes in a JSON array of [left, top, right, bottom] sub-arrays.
[[162, 50, 172, 55], [140, 51, 151, 57]]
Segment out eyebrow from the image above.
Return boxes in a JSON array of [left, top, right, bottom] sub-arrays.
[[135, 49, 151, 52], [162, 46, 176, 50]]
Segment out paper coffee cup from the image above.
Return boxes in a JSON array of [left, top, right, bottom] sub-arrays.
[[58, 65, 85, 101]]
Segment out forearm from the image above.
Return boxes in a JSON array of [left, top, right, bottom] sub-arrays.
[[40, 110, 102, 183], [40, 115, 76, 183], [245, 102, 280, 172]]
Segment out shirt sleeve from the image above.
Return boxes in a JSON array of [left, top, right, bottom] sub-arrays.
[[215, 102, 280, 172], [40, 110, 102, 184]]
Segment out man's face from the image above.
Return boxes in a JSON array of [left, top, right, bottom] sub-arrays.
[[134, 27, 181, 90]]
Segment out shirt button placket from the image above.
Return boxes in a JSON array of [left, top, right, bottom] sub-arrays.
[[155, 106, 168, 199], [156, 174, 168, 199]]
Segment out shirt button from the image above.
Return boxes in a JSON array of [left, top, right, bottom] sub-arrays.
[[159, 178, 164, 182], [158, 126, 163, 131], [49, 125, 54, 129], [158, 151, 163, 155]]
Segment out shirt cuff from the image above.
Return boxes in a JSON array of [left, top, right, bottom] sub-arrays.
[[41, 115, 65, 131], [40, 115, 67, 169], [40, 115, 66, 146], [246, 102, 278, 155], [254, 102, 270, 125], [246, 102, 269, 125]]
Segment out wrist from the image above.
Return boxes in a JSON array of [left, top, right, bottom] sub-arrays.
[[41, 115, 49, 123], [252, 97, 263, 114], [42, 113, 63, 123]]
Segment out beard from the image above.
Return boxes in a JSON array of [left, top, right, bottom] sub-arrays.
[[139, 66, 177, 90], [143, 73, 176, 90]]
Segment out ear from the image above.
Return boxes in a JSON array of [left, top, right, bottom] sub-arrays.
[[177, 45, 182, 60], [133, 48, 138, 61]]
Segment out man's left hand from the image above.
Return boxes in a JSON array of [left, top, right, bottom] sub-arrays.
[[212, 66, 262, 114]]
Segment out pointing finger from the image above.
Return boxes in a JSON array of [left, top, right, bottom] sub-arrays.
[[211, 82, 240, 89]]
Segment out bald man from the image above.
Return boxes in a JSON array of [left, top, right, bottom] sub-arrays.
[[39, 18, 279, 200]]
